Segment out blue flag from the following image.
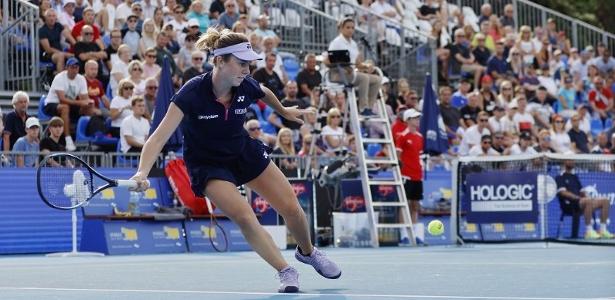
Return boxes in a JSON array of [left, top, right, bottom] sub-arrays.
[[419, 74, 448, 155], [150, 56, 182, 152]]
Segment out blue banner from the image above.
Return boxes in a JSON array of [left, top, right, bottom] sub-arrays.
[[184, 219, 250, 252], [464, 172, 539, 223], [102, 221, 186, 255], [419, 75, 448, 154]]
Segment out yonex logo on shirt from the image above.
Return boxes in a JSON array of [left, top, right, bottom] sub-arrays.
[[237, 96, 245, 102], [198, 114, 219, 120]]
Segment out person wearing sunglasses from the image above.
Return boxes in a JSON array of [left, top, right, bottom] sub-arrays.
[[129, 27, 340, 293], [468, 134, 500, 156], [460, 111, 492, 155]]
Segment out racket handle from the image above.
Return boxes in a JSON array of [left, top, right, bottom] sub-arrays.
[[116, 179, 150, 188]]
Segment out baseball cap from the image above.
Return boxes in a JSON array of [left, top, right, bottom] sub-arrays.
[[188, 18, 200, 28], [66, 57, 79, 67], [25, 117, 41, 129], [520, 131, 532, 140], [403, 108, 421, 121], [63, 0, 75, 6]]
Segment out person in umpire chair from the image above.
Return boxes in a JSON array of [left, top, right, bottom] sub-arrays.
[[129, 27, 340, 293], [556, 159, 613, 240]]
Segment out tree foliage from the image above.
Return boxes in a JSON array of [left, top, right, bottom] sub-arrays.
[[532, 0, 614, 32]]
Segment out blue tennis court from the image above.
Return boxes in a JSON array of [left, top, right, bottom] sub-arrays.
[[1, 244, 613, 300]]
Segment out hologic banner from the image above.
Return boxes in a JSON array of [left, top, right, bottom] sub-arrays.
[[464, 171, 539, 223]]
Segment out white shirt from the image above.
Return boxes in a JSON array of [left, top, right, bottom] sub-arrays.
[[526, 102, 553, 126], [370, 0, 400, 21], [104, 3, 116, 31], [45, 71, 88, 104], [256, 52, 285, 80], [58, 11, 75, 29], [460, 125, 490, 155], [513, 110, 535, 131], [110, 60, 129, 97], [321, 125, 345, 152], [110, 96, 133, 128], [468, 144, 500, 156], [115, 3, 132, 22], [537, 75, 558, 96], [570, 60, 589, 80], [120, 114, 150, 153], [488, 116, 504, 133], [328, 35, 359, 64], [510, 144, 537, 155], [565, 115, 590, 135], [500, 115, 518, 135], [550, 131, 572, 153]]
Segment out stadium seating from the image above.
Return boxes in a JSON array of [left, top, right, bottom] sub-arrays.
[[37, 95, 52, 122], [75, 116, 94, 144]]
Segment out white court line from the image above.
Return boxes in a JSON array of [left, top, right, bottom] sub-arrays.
[[0, 287, 611, 300]]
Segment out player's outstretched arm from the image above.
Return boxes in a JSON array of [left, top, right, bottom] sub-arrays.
[[259, 85, 313, 124], [131, 103, 184, 191]]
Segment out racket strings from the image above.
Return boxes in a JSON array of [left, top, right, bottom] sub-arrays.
[[38, 155, 93, 209]]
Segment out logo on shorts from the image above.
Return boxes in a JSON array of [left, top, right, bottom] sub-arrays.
[[237, 96, 245, 102]]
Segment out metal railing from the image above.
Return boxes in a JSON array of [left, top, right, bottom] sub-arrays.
[[0, 0, 40, 94], [263, 0, 437, 94], [449, 0, 615, 52], [0, 151, 164, 169]]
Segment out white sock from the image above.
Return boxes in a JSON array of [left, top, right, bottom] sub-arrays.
[[600, 223, 608, 232], [586, 225, 594, 232], [414, 223, 425, 241], [400, 228, 409, 240]]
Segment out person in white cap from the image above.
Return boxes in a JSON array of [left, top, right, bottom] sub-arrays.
[[13, 117, 41, 168], [58, 0, 76, 30], [394, 108, 425, 245], [128, 27, 340, 293]]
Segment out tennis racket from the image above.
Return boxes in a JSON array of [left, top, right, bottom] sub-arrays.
[[205, 198, 228, 252], [37, 153, 148, 210]]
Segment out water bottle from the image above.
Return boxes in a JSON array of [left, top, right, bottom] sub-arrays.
[[128, 191, 141, 216]]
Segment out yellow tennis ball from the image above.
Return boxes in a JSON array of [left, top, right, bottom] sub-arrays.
[[428, 220, 444, 236]]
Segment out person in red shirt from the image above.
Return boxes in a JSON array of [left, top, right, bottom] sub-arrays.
[[394, 108, 424, 244], [391, 105, 408, 142], [588, 76, 613, 120], [84, 60, 110, 117], [71, 7, 104, 50]]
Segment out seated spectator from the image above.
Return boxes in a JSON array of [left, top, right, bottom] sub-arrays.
[[143, 77, 158, 119], [253, 14, 279, 46], [460, 111, 491, 155], [141, 0, 157, 20], [500, 100, 519, 135], [590, 132, 610, 154], [567, 114, 589, 153], [571, 50, 592, 82], [127, 60, 146, 97], [40, 8, 77, 74], [2, 91, 30, 151], [126, 3, 145, 32], [516, 26, 537, 66], [550, 115, 572, 153], [183, 50, 208, 83], [472, 33, 491, 67], [256, 36, 286, 80], [527, 86, 554, 130], [110, 79, 135, 138], [298, 133, 324, 157], [104, 29, 123, 71], [178, 34, 200, 72], [507, 47, 525, 79], [459, 91, 482, 129], [471, 21, 495, 52], [138, 19, 158, 59], [486, 39, 510, 84], [534, 129, 555, 153], [270, 81, 311, 134], [451, 29, 485, 85], [115, 0, 133, 25], [565, 104, 591, 135], [499, 4, 514, 28], [245, 119, 275, 148], [488, 105, 506, 133], [299, 108, 319, 141], [58, 0, 76, 30], [272, 128, 299, 178], [510, 131, 537, 155], [71, 7, 104, 49], [556, 160, 613, 239], [588, 76, 613, 120], [142, 47, 162, 79], [154, 31, 181, 83], [253, 52, 285, 99], [40, 117, 66, 154], [44, 58, 91, 151], [296, 53, 322, 100], [84, 60, 109, 117], [187, 0, 210, 33], [490, 131, 508, 154], [218, 0, 239, 29], [450, 79, 471, 108], [13, 117, 41, 168], [163, 23, 181, 55], [513, 96, 535, 135], [121, 14, 142, 58], [591, 49, 615, 75], [537, 64, 558, 97], [110, 44, 132, 97], [209, 0, 225, 20], [120, 97, 150, 153], [557, 76, 577, 117], [468, 134, 499, 156], [321, 108, 346, 154], [416, 0, 439, 22], [73, 25, 107, 74], [520, 65, 541, 99]]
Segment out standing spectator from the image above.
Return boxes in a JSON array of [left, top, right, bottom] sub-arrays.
[[40, 8, 77, 74], [588, 76, 613, 121], [13, 117, 41, 168], [44, 58, 90, 151], [183, 50, 207, 83], [141, 0, 157, 20], [568, 114, 589, 153], [516, 26, 537, 66], [394, 108, 424, 245], [296, 54, 322, 100], [2, 91, 30, 151], [115, 0, 134, 25], [40, 117, 66, 154], [120, 97, 150, 153]]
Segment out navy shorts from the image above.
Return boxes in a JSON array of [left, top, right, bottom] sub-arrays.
[[403, 179, 423, 201], [188, 137, 272, 197]]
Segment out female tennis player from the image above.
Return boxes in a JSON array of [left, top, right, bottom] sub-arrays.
[[130, 27, 341, 293]]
